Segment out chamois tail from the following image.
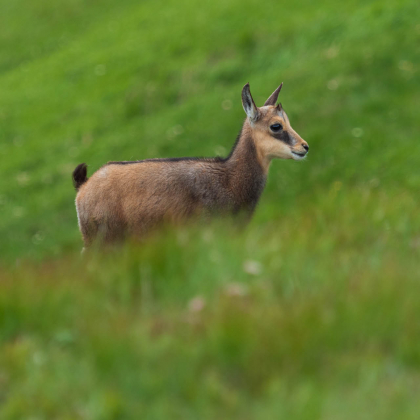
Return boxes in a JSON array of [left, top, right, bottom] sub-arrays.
[[72, 163, 88, 191]]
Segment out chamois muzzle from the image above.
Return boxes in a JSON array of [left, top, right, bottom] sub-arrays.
[[291, 140, 309, 160]]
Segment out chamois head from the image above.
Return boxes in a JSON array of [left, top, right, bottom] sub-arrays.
[[241, 83, 309, 167]]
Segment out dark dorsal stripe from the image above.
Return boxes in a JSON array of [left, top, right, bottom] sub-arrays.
[[107, 157, 222, 165], [106, 127, 245, 166]]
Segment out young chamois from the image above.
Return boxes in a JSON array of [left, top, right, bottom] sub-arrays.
[[73, 83, 309, 248]]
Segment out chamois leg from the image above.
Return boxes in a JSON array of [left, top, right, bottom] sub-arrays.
[[79, 220, 98, 252], [97, 222, 125, 247]]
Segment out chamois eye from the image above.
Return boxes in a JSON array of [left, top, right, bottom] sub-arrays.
[[270, 123, 282, 132]]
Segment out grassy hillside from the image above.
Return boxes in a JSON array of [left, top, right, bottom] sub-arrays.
[[1, 0, 419, 417]]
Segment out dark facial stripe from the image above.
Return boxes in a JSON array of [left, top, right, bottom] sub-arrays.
[[271, 130, 293, 145]]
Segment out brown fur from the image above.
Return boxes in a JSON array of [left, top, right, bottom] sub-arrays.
[[74, 83, 309, 248]]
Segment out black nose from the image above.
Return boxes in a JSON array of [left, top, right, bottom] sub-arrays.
[[303, 144, 309, 151]]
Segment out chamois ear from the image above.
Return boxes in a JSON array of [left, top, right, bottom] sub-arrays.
[[264, 83, 283, 106], [241, 83, 260, 122]]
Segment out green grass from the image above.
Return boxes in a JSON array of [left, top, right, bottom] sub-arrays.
[[0, 0, 419, 417]]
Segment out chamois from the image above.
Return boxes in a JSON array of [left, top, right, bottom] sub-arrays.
[[73, 83, 309, 248]]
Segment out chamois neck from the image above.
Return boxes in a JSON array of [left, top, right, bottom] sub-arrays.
[[224, 121, 267, 212], [227, 122, 268, 174]]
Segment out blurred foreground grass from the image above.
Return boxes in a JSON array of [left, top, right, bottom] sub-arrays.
[[2, 214, 420, 418], [1, 0, 420, 417]]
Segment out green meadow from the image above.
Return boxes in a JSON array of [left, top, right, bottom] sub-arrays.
[[1, 0, 419, 417]]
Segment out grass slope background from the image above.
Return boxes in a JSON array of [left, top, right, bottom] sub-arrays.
[[0, 0, 419, 418]]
